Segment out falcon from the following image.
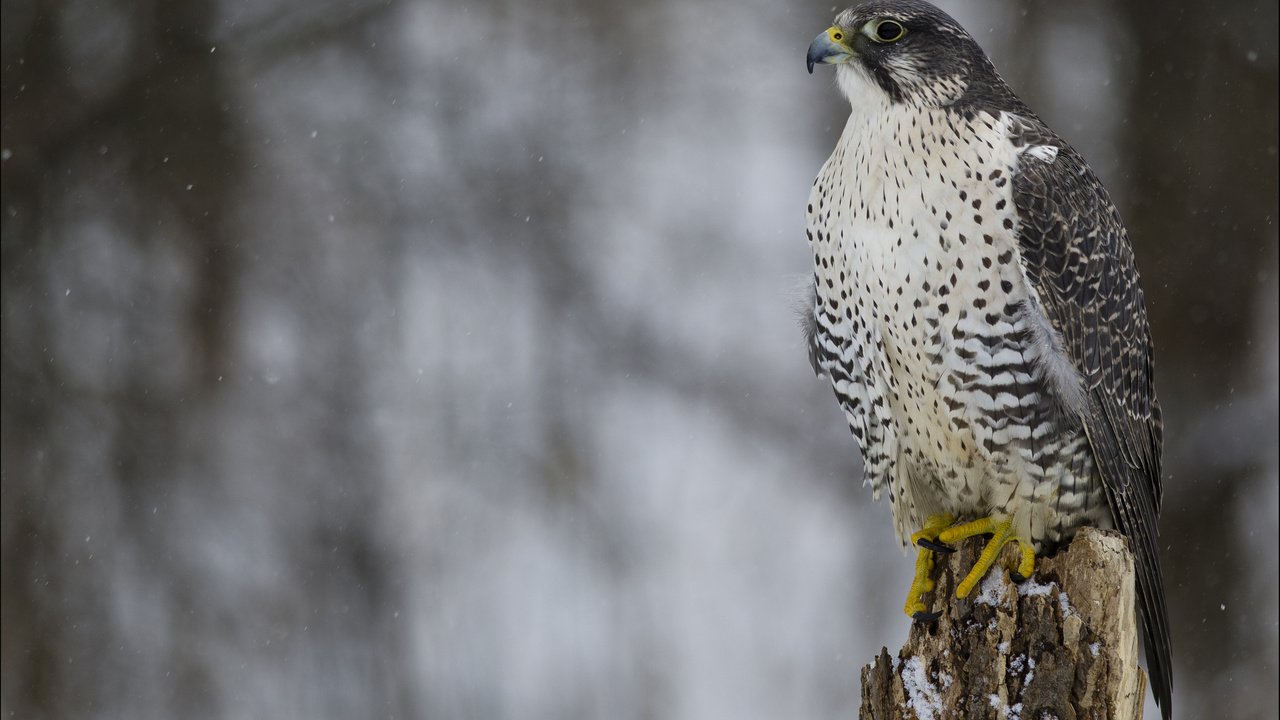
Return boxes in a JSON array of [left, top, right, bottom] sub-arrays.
[[801, 1, 1171, 715]]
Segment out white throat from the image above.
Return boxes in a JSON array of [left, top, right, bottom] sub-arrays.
[[835, 63, 894, 111]]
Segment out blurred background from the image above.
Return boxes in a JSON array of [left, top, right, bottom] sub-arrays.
[[1, 0, 1276, 717]]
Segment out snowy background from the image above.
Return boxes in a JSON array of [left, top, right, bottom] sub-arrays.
[[2, 0, 1276, 718]]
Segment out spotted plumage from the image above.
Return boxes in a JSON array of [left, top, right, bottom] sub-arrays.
[[802, 2, 1170, 715]]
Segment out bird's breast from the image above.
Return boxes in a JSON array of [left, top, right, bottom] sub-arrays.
[[806, 106, 1069, 508]]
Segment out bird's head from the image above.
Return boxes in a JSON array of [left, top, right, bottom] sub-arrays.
[[807, 0, 1003, 110]]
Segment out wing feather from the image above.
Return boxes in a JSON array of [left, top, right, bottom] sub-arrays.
[[1008, 119, 1171, 717]]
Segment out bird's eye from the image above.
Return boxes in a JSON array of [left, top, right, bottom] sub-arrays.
[[872, 19, 906, 43], [832, 31, 844, 41]]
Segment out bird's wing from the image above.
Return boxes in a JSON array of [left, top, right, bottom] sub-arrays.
[[1007, 117, 1172, 717]]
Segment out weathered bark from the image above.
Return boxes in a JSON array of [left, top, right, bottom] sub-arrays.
[[859, 527, 1145, 720]]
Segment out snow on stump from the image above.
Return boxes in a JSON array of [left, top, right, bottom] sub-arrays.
[[859, 527, 1146, 719]]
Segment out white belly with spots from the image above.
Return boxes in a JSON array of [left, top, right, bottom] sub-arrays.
[[807, 104, 1105, 548]]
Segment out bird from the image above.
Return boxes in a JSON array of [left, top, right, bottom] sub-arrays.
[[800, 1, 1171, 716]]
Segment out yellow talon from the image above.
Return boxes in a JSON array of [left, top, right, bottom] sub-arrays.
[[903, 513, 955, 617], [938, 516, 1037, 598]]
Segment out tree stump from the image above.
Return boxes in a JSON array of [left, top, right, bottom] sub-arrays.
[[859, 527, 1146, 719]]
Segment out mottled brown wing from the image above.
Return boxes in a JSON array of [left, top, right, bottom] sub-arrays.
[[1010, 135, 1172, 718]]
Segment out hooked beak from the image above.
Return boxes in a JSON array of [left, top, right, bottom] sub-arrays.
[[807, 27, 854, 74]]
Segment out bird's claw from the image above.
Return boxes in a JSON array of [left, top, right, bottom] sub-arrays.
[[903, 513, 955, 618], [939, 516, 1037, 598], [915, 537, 954, 554]]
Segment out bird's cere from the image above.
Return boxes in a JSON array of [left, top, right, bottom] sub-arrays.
[[806, 27, 855, 74]]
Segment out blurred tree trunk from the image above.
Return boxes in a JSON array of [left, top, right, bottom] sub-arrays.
[[1112, 1, 1279, 717], [1116, 0, 1277, 383], [1, 0, 241, 715]]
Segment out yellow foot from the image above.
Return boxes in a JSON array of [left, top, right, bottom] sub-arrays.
[[938, 516, 1037, 598], [903, 513, 955, 618]]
